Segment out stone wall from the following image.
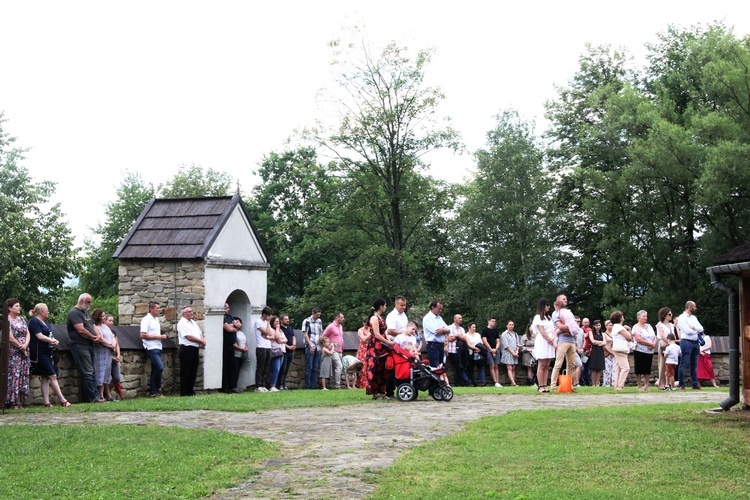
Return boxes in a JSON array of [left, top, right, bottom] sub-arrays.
[[117, 259, 207, 396]]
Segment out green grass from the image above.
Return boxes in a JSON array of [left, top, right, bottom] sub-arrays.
[[17, 387, 381, 413], [370, 403, 750, 499], [0, 424, 277, 498]]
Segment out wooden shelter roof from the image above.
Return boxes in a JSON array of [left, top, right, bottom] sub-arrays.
[[713, 241, 750, 266], [113, 194, 266, 261]]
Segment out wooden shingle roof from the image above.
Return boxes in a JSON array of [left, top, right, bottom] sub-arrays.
[[713, 241, 750, 266], [113, 194, 266, 260]]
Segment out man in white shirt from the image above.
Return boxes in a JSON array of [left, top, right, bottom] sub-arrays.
[[140, 302, 166, 397], [677, 301, 704, 390], [447, 314, 470, 386], [386, 296, 408, 340], [177, 306, 205, 396], [422, 300, 450, 369]]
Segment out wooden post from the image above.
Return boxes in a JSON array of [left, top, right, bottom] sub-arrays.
[[1, 302, 9, 413], [741, 277, 750, 407]]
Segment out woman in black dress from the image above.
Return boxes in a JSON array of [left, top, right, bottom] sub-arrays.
[[28, 303, 72, 407], [587, 319, 606, 387]]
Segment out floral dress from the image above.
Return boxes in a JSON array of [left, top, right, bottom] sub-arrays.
[[94, 323, 114, 386], [356, 328, 370, 389], [6, 316, 31, 406], [365, 316, 390, 396]]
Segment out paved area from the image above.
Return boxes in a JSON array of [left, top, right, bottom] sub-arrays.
[[0, 390, 725, 499]]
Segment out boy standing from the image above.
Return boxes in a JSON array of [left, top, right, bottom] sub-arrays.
[[663, 334, 681, 391]]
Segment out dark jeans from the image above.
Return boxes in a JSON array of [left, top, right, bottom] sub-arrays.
[[221, 344, 237, 392], [449, 352, 470, 386], [468, 357, 486, 386], [427, 342, 444, 368], [68, 341, 98, 402], [305, 347, 320, 389], [678, 339, 701, 388], [256, 347, 272, 389], [277, 349, 295, 388], [179, 345, 200, 396], [146, 349, 164, 395]]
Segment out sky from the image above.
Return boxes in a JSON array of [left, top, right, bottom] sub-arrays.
[[1, 1, 749, 247]]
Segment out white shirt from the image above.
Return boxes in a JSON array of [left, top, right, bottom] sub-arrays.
[[140, 313, 162, 350], [255, 318, 271, 349], [386, 308, 408, 338], [446, 324, 464, 354], [394, 333, 418, 349], [422, 312, 448, 343], [177, 317, 203, 347], [677, 311, 703, 341], [235, 330, 247, 358]]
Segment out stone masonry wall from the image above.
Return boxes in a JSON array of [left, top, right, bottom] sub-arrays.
[[117, 259, 206, 396]]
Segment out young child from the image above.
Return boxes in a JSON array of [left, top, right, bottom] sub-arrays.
[[318, 336, 334, 390], [662, 333, 681, 391], [394, 321, 419, 355], [341, 354, 363, 389]]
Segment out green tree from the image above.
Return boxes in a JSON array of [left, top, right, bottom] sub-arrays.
[[450, 111, 558, 324], [0, 113, 78, 308], [79, 172, 155, 298], [544, 23, 750, 330], [245, 147, 343, 320], [317, 39, 460, 298], [159, 163, 234, 198]]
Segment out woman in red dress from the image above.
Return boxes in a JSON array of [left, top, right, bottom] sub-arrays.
[[365, 298, 393, 399], [356, 318, 371, 389]]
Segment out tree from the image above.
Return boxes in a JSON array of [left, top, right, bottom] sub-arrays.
[[159, 163, 234, 198], [450, 111, 559, 323], [78, 172, 155, 298], [544, 23, 750, 330], [317, 39, 460, 297], [245, 147, 343, 318], [0, 113, 78, 308]]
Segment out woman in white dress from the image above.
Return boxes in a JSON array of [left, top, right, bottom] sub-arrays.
[[602, 320, 616, 386], [532, 298, 556, 393]]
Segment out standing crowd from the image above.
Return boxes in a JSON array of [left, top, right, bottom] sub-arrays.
[[5, 292, 721, 407]]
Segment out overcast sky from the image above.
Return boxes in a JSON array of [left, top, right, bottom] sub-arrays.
[[1, 1, 748, 246]]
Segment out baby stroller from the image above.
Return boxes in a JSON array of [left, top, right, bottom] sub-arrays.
[[386, 344, 453, 402]]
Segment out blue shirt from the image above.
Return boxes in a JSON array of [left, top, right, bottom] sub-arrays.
[[422, 312, 448, 343]]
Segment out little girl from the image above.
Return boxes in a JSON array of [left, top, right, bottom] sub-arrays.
[[318, 336, 334, 390]]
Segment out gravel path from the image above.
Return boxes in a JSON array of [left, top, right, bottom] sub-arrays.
[[1, 390, 724, 499]]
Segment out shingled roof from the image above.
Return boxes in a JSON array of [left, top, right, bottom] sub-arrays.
[[113, 194, 267, 260], [713, 241, 750, 266]]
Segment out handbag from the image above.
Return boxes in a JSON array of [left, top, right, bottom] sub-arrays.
[[558, 370, 573, 393], [271, 346, 284, 358], [613, 335, 630, 353]]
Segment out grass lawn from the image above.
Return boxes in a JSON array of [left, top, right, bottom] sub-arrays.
[[16, 387, 381, 413], [370, 402, 750, 499], [13, 385, 727, 413], [0, 424, 277, 498]]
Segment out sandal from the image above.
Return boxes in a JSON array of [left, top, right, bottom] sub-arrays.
[[61, 400, 73, 407], [538, 386, 546, 393], [43, 403, 53, 407]]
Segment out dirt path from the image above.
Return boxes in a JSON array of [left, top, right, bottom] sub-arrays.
[[1, 391, 724, 499]]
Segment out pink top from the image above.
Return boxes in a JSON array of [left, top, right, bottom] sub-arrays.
[[322, 322, 344, 353]]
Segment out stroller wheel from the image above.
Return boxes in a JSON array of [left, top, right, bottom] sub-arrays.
[[431, 386, 444, 401], [440, 385, 454, 402], [397, 383, 417, 402]]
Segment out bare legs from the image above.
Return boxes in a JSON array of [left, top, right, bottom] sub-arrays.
[[505, 364, 517, 386], [590, 369, 602, 387], [42, 375, 68, 405], [536, 359, 551, 391]]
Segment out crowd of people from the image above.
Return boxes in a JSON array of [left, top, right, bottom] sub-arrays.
[[3, 294, 124, 408], [4, 292, 721, 407]]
